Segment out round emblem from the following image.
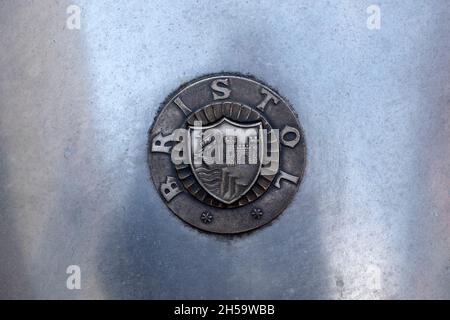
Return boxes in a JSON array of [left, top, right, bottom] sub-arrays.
[[148, 74, 306, 234]]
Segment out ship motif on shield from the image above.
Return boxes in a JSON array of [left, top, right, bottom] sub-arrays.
[[188, 118, 264, 204]]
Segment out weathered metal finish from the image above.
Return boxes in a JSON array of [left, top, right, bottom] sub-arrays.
[[149, 74, 306, 233], [0, 0, 449, 299]]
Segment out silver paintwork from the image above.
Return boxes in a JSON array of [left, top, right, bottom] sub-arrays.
[[0, 0, 449, 299]]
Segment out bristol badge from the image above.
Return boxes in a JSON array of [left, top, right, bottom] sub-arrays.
[[149, 74, 306, 234]]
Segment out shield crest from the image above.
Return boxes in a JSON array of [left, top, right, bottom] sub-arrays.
[[188, 118, 263, 204]]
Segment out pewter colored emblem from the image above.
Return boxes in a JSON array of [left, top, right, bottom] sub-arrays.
[[189, 118, 263, 204], [148, 74, 306, 234]]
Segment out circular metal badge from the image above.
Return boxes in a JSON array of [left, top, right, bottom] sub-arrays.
[[148, 74, 306, 234]]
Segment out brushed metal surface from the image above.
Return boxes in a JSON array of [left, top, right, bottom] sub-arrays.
[[0, 0, 449, 299]]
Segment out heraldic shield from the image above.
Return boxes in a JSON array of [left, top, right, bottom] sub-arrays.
[[188, 118, 264, 204]]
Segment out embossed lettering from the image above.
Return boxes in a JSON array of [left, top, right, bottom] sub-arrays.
[[274, 170, 299, 188], [255, 88, 279, 111], [211, 79, 231, 100], [151, 132, 175, 154], [280, 125, 300, 148], [174, 97, 192, 115], [160, 176, 182, 202]]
